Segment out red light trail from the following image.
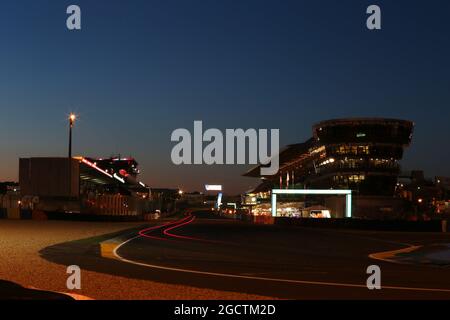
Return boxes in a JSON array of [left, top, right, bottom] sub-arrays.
[[138, 215, 192, 241], [137, 213, 229, 244]]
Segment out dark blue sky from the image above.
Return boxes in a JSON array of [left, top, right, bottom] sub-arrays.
[[0, 0, 449, 193]]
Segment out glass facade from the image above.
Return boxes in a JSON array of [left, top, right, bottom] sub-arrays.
[[245, 118, 414, 197]]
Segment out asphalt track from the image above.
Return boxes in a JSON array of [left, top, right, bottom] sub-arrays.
[[41, 211, 450, 299]]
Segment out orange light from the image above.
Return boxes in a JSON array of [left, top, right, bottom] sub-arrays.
[[69, 113, 77, 123]]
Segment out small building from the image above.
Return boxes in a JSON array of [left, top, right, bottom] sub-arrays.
[[243, 118, 415, 219], [18, 157, 151, 219]]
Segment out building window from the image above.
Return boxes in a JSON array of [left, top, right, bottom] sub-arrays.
[[334, 145, 370, 156], [333, 174, 366, 184]]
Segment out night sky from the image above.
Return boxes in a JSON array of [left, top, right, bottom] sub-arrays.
[[0, 0, 449, 194]]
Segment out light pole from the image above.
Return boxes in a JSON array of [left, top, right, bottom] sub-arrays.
[[68, 113, 77, 199], [69, 113, 76, 158]]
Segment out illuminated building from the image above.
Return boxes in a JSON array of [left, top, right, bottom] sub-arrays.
[[18, 156, 151, 218], [84, 156, 140, 178], [243, 118, 414, 219], [245, 118, 414, 195]]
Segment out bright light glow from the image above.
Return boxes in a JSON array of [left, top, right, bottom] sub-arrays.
[[319, 158, 336, 166], [69, 113, 77, 122], [81, 158, 113, 178], [139, 182, 146, 187], [205, 185, 222, 191], [113, 173, 125, 183], [178, 190, 184, 195], [227, 203, 237, 209], [271, 193, 277, 217], [323, 210, 331, 218], [216, 193, 223, 209], [357, 133, 366, 138], [272, 189, 351, 195], [310, 210, 331, 219], [271, 189, 352, 218]]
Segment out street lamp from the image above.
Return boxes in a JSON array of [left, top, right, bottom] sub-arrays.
[[68, 113, 76, 158]]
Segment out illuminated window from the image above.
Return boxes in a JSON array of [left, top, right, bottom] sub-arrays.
[[348, 175, 365, 183], [334, 145, 369, 156], [333, 174, 365, 184]]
